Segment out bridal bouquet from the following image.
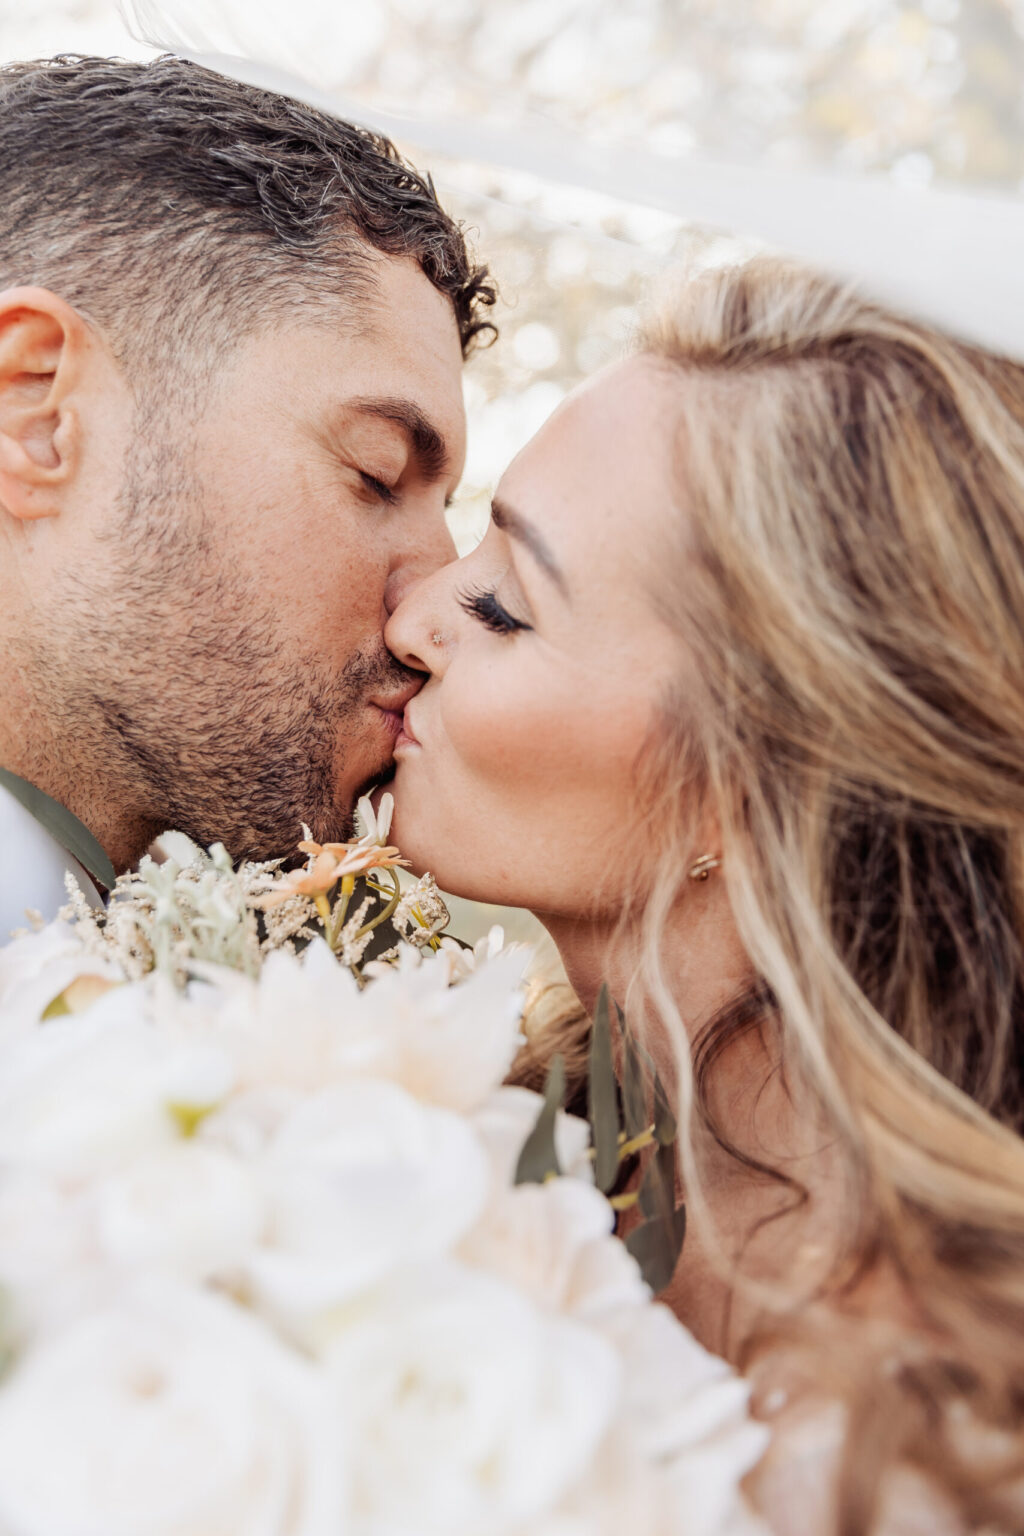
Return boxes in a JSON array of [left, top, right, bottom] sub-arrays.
[[0, 803, 768, 1536]]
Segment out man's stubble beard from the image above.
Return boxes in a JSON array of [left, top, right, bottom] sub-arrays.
[[37, 429, 407, 866]]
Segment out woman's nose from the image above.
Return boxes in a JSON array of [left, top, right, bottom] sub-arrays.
[[384, 566, 449, 675]]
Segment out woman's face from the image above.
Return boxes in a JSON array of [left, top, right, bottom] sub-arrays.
[[383, 355, 683, 916]]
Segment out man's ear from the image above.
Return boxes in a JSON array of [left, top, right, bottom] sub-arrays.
[[0, 286, 91, 522]]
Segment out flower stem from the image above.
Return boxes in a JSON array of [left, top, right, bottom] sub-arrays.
[[618, 1127, 657, 1160], [326, 876, 356, 951], [609, 1190, 640, 1212], [356, 868, 402, 937]]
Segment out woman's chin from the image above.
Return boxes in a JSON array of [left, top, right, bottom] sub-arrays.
[[384, 775, 483, 898]]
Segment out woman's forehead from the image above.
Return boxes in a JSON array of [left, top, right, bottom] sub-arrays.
[[498, 355, 680, 560]]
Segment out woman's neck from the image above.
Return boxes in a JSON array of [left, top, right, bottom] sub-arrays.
[[542, 877, 753, 1061], [541, 890, 847, 1357]]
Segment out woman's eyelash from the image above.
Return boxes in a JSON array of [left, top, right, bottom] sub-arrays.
[[360, 472, 398, 506], [457, 585, 532, 635]]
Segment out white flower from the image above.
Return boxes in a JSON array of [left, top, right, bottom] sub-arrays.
[[0, 1169, 88, 1285], [247, 1080, 489, 1327], [194, 942, 364, 1096], [200, 1085, 305, 1159], [211, 937, 527, 1114], [325, 1260, 620, 1536], [599, 1303, 770, 1536], [353, 945, 530, 1112], [524, 1432, 681, 1536], [189, 937, 526, 1115], [460, 1176, 649, 1322], [353, 792, 394, 847], [0, 921, 123, 1037], [471, 1084, 594, 1188], [435, 923, 507, 978], [521, 1307, 771, 1536], [93, 1142, 265, 1281], [0, 871, 771, 1536], [0, 1169, 102, 1343], [0, 1007, 234, 1183], [0, 1278, 346, 1536]]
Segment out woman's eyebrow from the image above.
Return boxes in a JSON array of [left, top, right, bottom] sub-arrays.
[[491, 495, 568, 597]]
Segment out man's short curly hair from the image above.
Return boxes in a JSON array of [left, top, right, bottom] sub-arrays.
[[0, 53, 496, 372]]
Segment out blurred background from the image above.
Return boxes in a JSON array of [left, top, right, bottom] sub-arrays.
[[1, 0, 1021, 959]]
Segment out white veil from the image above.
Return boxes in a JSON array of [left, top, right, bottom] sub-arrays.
[[125, 0, 1024, 362]]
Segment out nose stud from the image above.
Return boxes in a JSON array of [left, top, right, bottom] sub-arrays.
[[431, 631, 444, 647]]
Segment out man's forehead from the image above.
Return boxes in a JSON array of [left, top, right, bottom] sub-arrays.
[[358, 255, 464, 355], [349, 266, 466, 429]]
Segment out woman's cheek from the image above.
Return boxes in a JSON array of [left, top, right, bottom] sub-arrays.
[[442, 662, 569, 794]]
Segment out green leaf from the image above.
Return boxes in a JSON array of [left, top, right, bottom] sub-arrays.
[[619, 1003, 649, 1141], [624, 1205, 687, 1294], [514, 1054, 566, 1186], [588, 983, 620, 1193], [653, 1069, 677, 1148], [0, 768, 115, 891], [639, 1138, 677, 1222], [625, 1027, 675, 1147]]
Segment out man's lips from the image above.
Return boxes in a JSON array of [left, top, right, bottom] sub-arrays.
[[370, 681, 423, 741]]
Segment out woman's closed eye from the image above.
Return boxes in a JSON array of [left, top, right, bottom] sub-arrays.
[[457, 585, 533, 636]]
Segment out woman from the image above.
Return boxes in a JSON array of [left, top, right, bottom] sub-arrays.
[[383, 257, 1024, 1534]]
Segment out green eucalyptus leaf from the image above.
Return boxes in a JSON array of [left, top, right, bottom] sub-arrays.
[[0, 768, 115, 891], [653, 1069, 677, 1148], [514, 1054, 566, 1186], [626, 1028, 674, 1143], [588, 983, 620, 1193], [625, 1205, 687, 1294], [639, 1138, 677, 1222], [619, 1003, 650, 1141]]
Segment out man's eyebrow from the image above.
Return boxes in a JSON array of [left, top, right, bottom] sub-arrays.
[[349, 395, 449, 480], [491, 495, 568, 597]]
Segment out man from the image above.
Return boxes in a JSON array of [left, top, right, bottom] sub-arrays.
[[0, 54, 494, 938]]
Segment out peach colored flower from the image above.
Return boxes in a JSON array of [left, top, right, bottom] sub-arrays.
[[257, 806, 410, 913], [323, 843, 410, 880], [258, 851, 346, 909]]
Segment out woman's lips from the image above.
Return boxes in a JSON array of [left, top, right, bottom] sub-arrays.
[[395, 706, 421, 751]]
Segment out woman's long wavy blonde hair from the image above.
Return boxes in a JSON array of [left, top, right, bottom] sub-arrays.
[[525, 256, 1024, 1532]]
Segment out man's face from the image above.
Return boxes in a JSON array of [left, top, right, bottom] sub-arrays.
[[45, 256, 466, 862]]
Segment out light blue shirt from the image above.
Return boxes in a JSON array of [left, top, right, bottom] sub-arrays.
[[0, 782, 104, 942]]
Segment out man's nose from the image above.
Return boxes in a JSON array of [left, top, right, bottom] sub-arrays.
[[383, 517, 458, 616]]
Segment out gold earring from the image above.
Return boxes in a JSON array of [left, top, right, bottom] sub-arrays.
[[688, 853, 721, 882]]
